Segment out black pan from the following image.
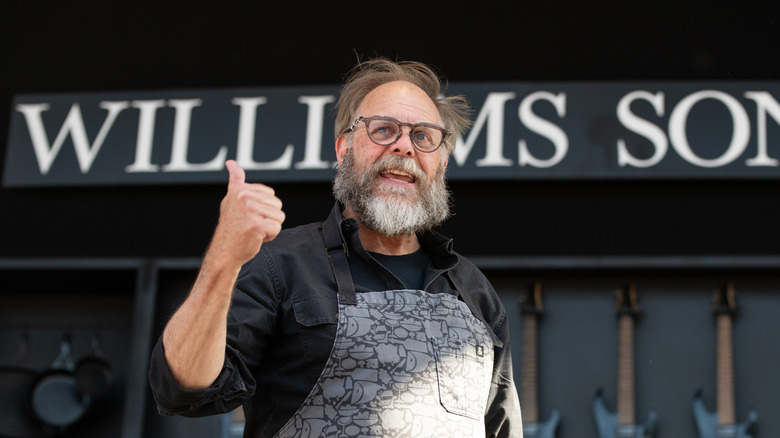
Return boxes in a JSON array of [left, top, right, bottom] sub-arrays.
[[74, 354, 113, 398], [29, 336, 90, 429]]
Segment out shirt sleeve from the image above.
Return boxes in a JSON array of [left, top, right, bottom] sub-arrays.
[[147, 253, 279, 417], [484, 308, 524, 438], [147, 337, 253, 417]]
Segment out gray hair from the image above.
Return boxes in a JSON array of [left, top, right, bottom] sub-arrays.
[[334, 57, 472, 156]]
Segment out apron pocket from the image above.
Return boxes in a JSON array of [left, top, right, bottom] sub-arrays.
[[431, 337, 492, 420]]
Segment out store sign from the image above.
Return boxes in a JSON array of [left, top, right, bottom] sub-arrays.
[[4, 82, 780, 187]]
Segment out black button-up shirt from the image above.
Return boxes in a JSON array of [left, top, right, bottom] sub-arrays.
[[148, 203, 522, 437]]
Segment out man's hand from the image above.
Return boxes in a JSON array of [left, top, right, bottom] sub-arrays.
[[161, 160, 285, 389], [208, 160, 285, 269]]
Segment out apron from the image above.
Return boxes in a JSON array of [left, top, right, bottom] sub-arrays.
[[274, 223, 496, 438]]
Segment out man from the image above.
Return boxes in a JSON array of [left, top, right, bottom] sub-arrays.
[[149, 58, 523, 437]]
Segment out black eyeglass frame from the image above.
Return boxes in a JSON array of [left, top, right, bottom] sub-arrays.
[[344, 115, 451, 153]]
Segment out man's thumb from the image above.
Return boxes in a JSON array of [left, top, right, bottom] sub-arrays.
[[225, 160, 245, 187]]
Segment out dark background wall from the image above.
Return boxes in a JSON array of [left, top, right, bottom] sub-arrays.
[[2, 2, 779, 438], [3, 2, 780, 259]]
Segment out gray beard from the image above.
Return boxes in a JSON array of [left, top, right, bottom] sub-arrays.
[[332, 150, 452, 237]]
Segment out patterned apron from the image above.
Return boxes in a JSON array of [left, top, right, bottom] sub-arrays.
[[273, 223, 496, 438]]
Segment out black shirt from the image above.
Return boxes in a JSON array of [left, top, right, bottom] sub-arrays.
[[148, 203, 522, 438], [368, 247, 429, 290]]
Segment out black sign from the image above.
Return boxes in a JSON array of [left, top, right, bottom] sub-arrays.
[[5, 82, 780, 187]]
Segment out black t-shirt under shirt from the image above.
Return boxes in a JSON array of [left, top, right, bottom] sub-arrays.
[[368, 247, 429, 290]]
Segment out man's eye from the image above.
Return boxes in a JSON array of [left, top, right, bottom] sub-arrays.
[[413, 131, 431, 142], [371, 123, 398, 139]]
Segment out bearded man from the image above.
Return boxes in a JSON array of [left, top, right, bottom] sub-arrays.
[[149, 58, 523, 438]]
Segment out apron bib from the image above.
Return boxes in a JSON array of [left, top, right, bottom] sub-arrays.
[[273, 224, 495, 438]]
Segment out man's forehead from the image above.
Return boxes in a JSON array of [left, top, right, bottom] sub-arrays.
[[357, 81, 441, 124]]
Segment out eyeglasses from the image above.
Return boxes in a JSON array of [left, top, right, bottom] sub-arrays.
[[344, 115, 451, 153]]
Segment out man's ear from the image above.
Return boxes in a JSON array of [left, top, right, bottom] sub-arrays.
[[335, 134, 349, 166]]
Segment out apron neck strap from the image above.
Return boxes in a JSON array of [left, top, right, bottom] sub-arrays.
[[323, 213, 357, 306]]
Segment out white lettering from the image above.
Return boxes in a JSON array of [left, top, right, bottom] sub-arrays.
[[162, 99, 227, 171], [295, 95, 335, 169], [16, 101, 129, 174], [669, 90, 749, 168], [518, 91, 568, 168], [10, 85, 780, 186], [232, 97, 293, 170], [125, 100, 166, 173], [744, 91, 780, 166], [616, 91, 669, 168], [453, 92, 515, 167]]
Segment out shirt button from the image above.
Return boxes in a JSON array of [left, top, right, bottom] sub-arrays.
[[342, 220, 358, 233]]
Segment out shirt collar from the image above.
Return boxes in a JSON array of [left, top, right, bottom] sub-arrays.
[[325, 202, 458, 270]]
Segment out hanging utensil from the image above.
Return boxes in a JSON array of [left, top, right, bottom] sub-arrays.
[[29, 334, 90, 429], [74, 330, 114, 398]]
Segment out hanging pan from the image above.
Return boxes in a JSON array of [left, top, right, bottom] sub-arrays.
[[29, 334, 90, 430], [73, 331, 114, 398]]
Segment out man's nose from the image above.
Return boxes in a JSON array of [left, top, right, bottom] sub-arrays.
[[391, 128, 416, 157]]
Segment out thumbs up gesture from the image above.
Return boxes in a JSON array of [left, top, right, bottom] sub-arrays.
[[207, 160, 285, 269]]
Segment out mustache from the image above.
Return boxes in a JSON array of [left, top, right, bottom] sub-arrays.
[[332, 148, 452, 235], [367, 155, 427, 183]]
